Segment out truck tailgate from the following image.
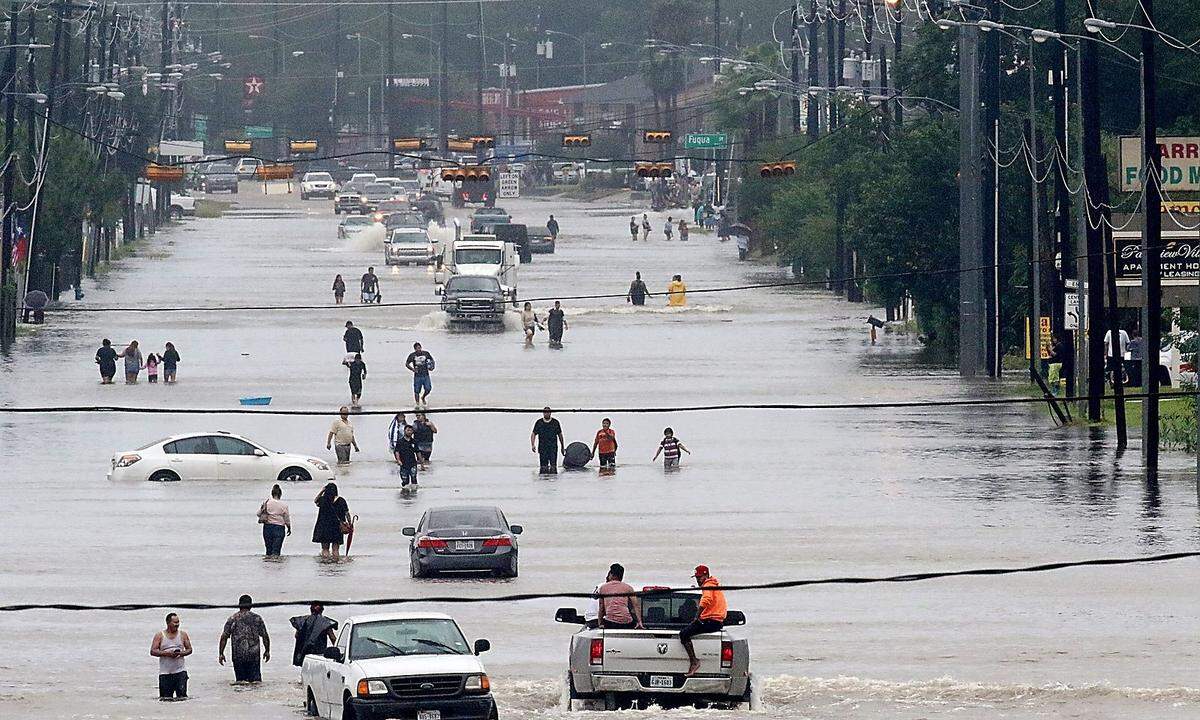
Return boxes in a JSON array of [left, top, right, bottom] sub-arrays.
[[598, 629, 726, 676]]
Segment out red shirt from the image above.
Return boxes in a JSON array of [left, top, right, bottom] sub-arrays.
[[595, 428, 617, 454]]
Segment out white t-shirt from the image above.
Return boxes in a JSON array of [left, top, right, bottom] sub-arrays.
[[1103, 329, 1130, 358]]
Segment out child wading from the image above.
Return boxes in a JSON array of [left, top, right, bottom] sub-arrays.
[[652, 427, 690, 469]]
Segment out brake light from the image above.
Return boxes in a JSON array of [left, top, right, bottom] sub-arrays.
[[482, 537, 512, 547], [417, 537, 447, 549], [589, 638, 604, 665], [721, 641, 733, 668]]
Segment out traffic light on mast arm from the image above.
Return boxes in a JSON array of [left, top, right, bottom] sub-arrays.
[[470, 135, 496, 149], [562, 133, 591, 148], [643, 130, 672, 144], [759, 162, 796, 178], [441, 166, 492, 182], [635, 162, 674, 178]]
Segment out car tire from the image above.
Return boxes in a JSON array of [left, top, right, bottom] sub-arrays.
[[410, 557, 426, 578], [149, 470, 181, 482], [279, 467, 312, 483], [498, 552, 518, 578], [306, 690, 319, 716]]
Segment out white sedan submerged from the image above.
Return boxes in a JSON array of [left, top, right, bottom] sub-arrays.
[[108, 431, 333, 483]]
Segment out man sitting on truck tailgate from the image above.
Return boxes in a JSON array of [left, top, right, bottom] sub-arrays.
[[680, 565, 726, 676], [597, 563, 643, 630]]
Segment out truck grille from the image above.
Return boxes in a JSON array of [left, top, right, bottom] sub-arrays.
[[387, 674, 464, 698], [458, 299, 495, 312]]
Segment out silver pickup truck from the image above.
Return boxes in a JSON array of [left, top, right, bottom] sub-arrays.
[[556, 588, 751, 710]]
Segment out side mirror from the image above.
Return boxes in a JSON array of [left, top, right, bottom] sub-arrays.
[[509, 524, 523, 535], [402, 527, 416, 536], [555, 607, 584, 625], [473, 638, 490, 655], [253, 448, 267, 457], [323, 647, 344, 662], [723, 610, 746, 627]]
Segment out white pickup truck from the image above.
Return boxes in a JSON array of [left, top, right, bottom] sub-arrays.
[[556, 587, 751, 710], [302, 612, 498, 720]]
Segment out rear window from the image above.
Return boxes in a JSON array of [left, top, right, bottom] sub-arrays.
[[390, 231, 426, 243], [427, 508, 500, 529], [208, 164, 234, 173], [639, 592, 702, 628]]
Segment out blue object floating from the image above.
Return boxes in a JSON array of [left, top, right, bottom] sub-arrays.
[[239, 396, 272, 406]]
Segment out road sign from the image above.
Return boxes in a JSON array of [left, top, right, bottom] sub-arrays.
[[498, 172, 520, 198], [684, 132, 728, 149], [245, 125, 274, 139], [1064, 291, 1079, 330]]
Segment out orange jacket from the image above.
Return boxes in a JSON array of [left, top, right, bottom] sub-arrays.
[[697, 577, 727, 621]]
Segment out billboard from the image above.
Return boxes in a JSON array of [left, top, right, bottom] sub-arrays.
[[1120, 136, 1200, 191], [1115, 230, 1200, 284]]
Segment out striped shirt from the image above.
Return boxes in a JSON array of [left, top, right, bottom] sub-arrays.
[[660, 437, 682, 460]]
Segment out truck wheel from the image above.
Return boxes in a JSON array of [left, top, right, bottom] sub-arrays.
[[306, 690, 319, 716], [603, 693, 618, 711]]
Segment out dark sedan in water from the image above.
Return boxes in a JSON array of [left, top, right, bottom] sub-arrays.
[[404, 505, 522, 578]]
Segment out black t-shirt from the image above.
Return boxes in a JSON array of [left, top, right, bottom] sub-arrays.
[[533, 418, 562, 448], [361, 273, 378, 293], [395, 437, 419, 466], [547, 308, 565, 330], [96, 346, 117, 365], [629, 280, 647, 301], [344, 327, 364, 352], [407, 350, 434, 376], [413, 420, 434, 443], [348, 359, 367, 382]]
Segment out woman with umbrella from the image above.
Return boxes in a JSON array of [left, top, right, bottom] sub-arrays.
[[312, 482, 351, 561]]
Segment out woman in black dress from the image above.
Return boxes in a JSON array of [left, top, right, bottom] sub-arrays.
[[345, 353, 366, 407], [312, 482, 350, 560]]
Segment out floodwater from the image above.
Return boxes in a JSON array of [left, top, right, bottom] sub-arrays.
[[1, 188, 1199, 719]]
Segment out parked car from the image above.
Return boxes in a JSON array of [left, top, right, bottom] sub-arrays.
[[169, 191, 196, 219], [107, 431, 333, 483], [335, 192, 368, 215], [300, 171, 337, 199], [386, 227, 434, 265], [557, 587, 751, 710], [198, 162, 238, 193], [403, 505, 522, 577], [302, 612, 497, 720]]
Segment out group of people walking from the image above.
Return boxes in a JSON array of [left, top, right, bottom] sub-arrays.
[[625, 272, 687, 307], [340, 321, 436, 409], [628, 214, 692, 242], [531, 408, 691, 474], [152, 597, 342, 698], [257, 481, 354, 560], [95, 339, 180, 384], [520, 301, 569, 345], [331, 266, 382, 305]]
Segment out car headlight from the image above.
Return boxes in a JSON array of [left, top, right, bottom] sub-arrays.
[[463, 674, 490, 693], [307, 459, 330, 471], [357, 679, 388, 696], [115, 453, 141, 467]]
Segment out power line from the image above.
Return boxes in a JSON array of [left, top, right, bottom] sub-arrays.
[[2, 550, 1195, 612]]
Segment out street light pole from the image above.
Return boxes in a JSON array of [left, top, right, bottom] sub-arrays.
[[1139, 0, 1161, 473]]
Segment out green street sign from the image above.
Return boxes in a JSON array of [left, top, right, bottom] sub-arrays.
[[684, 132, 728, 149], [245, 125, 274, 139]]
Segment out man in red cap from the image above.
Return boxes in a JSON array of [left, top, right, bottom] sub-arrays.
[[679, 564, 727, 675]]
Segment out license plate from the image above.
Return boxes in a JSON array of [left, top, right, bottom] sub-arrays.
[[417, 712, 441, 720], [455, 540, 475, 551], [649, 675, 673, 688]]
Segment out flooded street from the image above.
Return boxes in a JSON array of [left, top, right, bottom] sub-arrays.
[[2, 190, 1199, 720]]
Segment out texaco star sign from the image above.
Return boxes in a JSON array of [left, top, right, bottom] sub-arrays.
[[243, 75, 266, 98]]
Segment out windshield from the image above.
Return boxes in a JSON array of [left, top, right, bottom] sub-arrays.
[[427, 508, 501, 529], [344, 217, 372, 226], [305, 173, 332, 182], [350, 619, 470, 660], [447, 276, 500, 293], [456, 249, 502, 265], [365, 184, 393, 196], [390, 231, 427, 244]]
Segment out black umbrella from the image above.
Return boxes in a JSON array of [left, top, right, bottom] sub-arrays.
[[726, 223, 752, 237]]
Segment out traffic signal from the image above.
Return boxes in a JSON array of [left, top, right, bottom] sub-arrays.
[[223, 139, 252, 153], [562, 133, 591, 148], [470, 135, 496, 149], [288, 139, 318, 154], [642, 130, 672, 144], [392, 137, 428, 151], [440, 165, 492, 182], [446, 137, 476, 153], [635, 162, 674, 178], [759, 162, 796, 178], [255, 164, 295, 180], [143, 164, 185, 182]]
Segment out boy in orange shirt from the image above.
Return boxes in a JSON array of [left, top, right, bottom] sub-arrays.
[[591, 418, 618, 468]]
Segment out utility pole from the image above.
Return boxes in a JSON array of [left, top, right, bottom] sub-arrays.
[[1051, 0, 1074, 395], [713, 0, 720, 73], [789, 3, 801, 133], [438, 0, 448, 152], [982, 0, 1000, 377], [1140, 0, 1161, 472], [476, 1, 485, 132], [333, 5, 341, 147], [1027, 44, 1041, 385], [272, 5, 280, 76], [157, 0, 170, 223], [892, 4, 902, 125], [825, 1, 835, 129], [957, 16, 987, 376], [0, 1, 19, 345], [805, 0, 819, 140], [387, 1, 395, 171]]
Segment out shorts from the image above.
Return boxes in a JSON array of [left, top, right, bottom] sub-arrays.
[[159, 671, 188, 699], [335, 444, 352, 463], [416, 443, 433, 458], [679, 618, 724, 644], [664, 456, 680, 469], [232, 657, 261, 682], [399, 465, 418, 485], [413, 374, 432, 396], [598, 452, 616, 467]]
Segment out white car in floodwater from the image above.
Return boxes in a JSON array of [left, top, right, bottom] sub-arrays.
[[107, 431, 333, 483]]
